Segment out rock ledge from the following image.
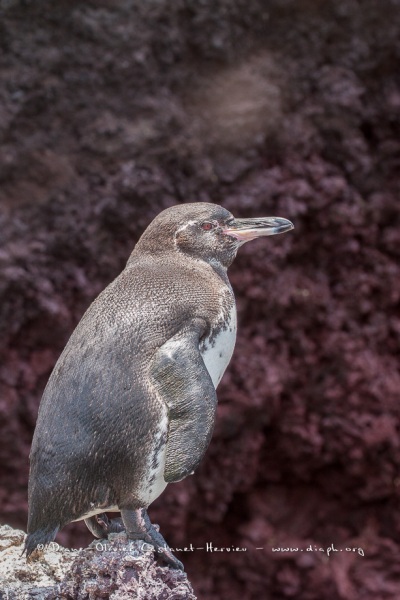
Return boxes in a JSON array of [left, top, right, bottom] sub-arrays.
[[0, 524, 196, 600]]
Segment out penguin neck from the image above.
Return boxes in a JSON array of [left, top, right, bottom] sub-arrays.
[[128, 245, 230, 287], [205, 257, 231, 287], [180, 252, 231, 289]]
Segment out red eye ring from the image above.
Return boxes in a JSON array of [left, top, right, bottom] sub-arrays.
[[201, 222, 215, 231]]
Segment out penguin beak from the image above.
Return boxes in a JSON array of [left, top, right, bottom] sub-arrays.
[[222, 217, 294, 244]]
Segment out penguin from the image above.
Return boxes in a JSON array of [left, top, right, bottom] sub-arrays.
[[25, 202, 293, 569]]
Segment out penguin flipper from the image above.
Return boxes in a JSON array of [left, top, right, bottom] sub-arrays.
[[150, 318, 217, 483]]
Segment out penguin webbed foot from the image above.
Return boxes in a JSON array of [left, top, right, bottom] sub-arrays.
[[121, 508, 184, 571], [85, 513, 125, 539]]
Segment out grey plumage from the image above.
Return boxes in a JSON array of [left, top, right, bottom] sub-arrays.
[[25, 202, 293, 568]]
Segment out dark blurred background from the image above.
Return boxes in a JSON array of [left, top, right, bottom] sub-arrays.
[[1, 1, 400, 598]]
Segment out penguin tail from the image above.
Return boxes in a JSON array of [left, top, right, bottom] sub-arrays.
[[23, 525, 59, 559]]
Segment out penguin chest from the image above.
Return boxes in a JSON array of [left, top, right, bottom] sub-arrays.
[[200, 305, 237, 388]]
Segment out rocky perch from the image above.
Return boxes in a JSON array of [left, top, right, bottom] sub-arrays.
[[0, 525, 196, 600]]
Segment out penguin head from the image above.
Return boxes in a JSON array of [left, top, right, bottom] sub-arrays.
[[135, 202, 293, 268]]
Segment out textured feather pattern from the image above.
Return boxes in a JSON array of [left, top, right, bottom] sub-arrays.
[[27, 253, 235, 532], [26, 203, 240, 553]]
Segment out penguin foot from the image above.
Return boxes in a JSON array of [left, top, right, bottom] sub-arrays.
[[84, 513, 125, 538], [121, 508, 184, 571]]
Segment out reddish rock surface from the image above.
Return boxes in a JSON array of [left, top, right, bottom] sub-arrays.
[[0, 525, 196, 599], [1, 1, 400, 598]]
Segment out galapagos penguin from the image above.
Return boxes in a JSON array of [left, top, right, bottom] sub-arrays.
[[25, 202, 293, 569]]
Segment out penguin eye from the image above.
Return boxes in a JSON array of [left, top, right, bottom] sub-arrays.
[[201, 221, 216, 231]]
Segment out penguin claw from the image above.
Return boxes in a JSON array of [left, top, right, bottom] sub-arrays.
[[144, 532, 184, 570], [155, 548, 184, 571], [84, 513, 125, 538], [121, 508, 184, 570], [103, 515, 125, 534]]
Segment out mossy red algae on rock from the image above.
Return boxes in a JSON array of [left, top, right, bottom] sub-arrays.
[[0, 1, 400, 598]]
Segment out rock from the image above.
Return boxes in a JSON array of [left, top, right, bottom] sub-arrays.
[[0, 525, 196, 600]]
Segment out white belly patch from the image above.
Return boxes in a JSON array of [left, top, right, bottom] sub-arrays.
[[200, 306, 237, 388]]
